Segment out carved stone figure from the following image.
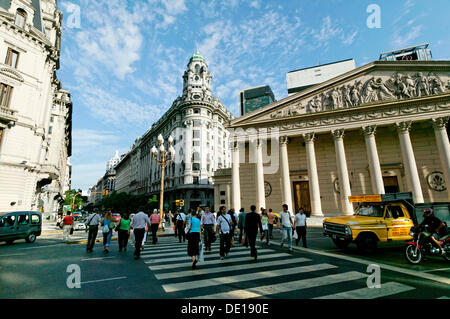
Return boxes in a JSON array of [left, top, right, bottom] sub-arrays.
[[373, 77, 395, 100], [363, 77, 378, 103], [307, 96, 321, 113], [415, 72, 430, 97], [329, 88, 341, 110], [341, 85, 352, 107], [350, 82, 362, 106], [429, 74, 445, 95]]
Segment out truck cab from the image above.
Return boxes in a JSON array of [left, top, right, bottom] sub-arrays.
[[323, 193, 415, 253]]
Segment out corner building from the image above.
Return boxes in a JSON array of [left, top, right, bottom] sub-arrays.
[[215, 61, 450, 221], [0, 1, 72, 214], [114, 52, 234, 211]]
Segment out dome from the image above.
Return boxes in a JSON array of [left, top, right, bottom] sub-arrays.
[[189, 50, 205, 63]]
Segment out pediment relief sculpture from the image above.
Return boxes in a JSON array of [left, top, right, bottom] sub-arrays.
[[269, 72, 449, 120]]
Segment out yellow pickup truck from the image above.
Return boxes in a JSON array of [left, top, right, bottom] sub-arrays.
[[323, 193, 416, 253]]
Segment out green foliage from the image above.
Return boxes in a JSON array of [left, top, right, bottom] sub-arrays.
[[99, 192, 159, 215], [64, 189, 85, 210]]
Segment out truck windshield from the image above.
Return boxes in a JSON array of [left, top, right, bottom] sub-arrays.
[[355, 205, 384, 217]]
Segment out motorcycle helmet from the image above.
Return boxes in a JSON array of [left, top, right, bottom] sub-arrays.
[[422, 207, 433, 216]]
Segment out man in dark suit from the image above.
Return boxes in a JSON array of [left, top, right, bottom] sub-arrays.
[[244, 205, 263, 260]]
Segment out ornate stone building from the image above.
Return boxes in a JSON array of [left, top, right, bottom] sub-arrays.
[[214, 60, 450, 221], [113, 52, 234, 211], [0, 1, 72, 214]]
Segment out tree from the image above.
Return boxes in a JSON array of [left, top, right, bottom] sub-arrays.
[[64, 189, 85, 211]]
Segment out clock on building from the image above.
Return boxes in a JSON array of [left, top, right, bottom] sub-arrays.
[[265, 181, 272, 197]]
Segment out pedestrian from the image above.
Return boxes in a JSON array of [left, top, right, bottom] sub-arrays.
[[130, 206, 152, 260], [267, 208, 275, 239], [237, 208, 246, 245], [217, 206, 233, 260], [244, 205, 263, 260], [101, 211, 114, 253], [150, 209, 161, 244], [294, 207, 307, 248], [176, 210, 187, 243], [186, 209, 201, 269], [85, 209, 102, 252], [228, 208, 237, 247], [117, 213, 131, 252], [62, 211, 74, 243], [278, 204, 294, 252], [260, 208, 270, 244], [201, 206, 215, 251], [173, 211, 179, 237]]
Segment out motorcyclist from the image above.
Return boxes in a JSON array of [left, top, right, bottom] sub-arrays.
[[419, 208, 447, 255]]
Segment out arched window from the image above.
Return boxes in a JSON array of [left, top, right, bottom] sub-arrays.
[[15, 9, 27, 28], [192, 152, 200, 161]]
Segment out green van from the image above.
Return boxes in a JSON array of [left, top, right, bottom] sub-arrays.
[[0, 211, 42, 244]]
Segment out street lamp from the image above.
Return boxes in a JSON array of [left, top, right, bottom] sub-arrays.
[[151, 134, 175, 229]]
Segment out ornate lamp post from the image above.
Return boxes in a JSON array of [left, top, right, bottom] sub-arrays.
[[151, 134, 175, 229]]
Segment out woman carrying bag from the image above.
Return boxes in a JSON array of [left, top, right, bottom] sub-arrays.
[[101, 211, 114, 253], [260, 209, 270, 244], [186, 209, 201, 269]]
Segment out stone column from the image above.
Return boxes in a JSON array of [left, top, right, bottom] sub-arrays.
[[362, 125, 385, 195], [332, 129, 353, 215], [184, 120, 193, 184], [231, 141, 241, 211], [280, 136, 294, 213], [303, 133, 323, 216], [396, 121, 424, 203], [432, 117, 450, 201], [255, 139, 266, 210]]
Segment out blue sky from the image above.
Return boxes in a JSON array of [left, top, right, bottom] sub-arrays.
[[57, 0, 450, 191]]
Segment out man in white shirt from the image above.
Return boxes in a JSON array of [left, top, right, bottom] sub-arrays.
[[176, 210, 187, 243], [201, 207, 216, 251], [217, 207, 233, 260], [294, 208, 307, 248], [85, 209, 102, 252], [130, 207, 152, 259], [278, 204, 294, 252]]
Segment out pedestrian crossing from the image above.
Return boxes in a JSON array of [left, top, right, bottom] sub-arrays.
[[140, 237, 444, 299]]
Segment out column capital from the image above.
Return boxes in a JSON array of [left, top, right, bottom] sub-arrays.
[[432, 117, 449, 130], [331, 129, 345, 140], [279, 136, 289, 145], [396, 121, 412, 133], [362, 125, 377, 137], [303, 132, 316, 143], [184, 120, 193, 127]]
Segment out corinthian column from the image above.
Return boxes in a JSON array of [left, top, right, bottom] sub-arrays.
[[184, 120, 193, 184], [303, 132, 323, 216], [432, 117, 450, 201], [255, 139, 266, 210], [231, 141, 241, 211], [332, 129, 353, 215], [362, 125, 385, 195], [280, 136, 293, 213], [396, 121, 424, 203]]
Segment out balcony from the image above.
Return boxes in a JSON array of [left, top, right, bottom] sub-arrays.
[[0, 106, 18, 125]]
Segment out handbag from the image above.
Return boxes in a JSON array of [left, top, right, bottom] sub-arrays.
[[198, 242, 204, 262], [262, 223, 268, 231], [241, 235, 247, 246], [70, 227, 74, 235], [293, 229, 298, 240]]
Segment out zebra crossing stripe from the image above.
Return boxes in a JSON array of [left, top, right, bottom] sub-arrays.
[[142, 246, 248, 257], [192, 271, 368, 299], [315, 282, 415, 299], [162, 263, 337, 293], [148, 252, 290, 270], [143, 248, 273, 263], [155, 257, 311, 280]]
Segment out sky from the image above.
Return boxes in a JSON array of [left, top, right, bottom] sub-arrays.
[[57, 0, 450, 191]]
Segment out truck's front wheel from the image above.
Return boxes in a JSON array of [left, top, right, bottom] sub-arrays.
[[332, 239, 351, 249], [356, 234, 378, 254]]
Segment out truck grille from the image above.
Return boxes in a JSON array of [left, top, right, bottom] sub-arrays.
[[324, 223, 346, 235]]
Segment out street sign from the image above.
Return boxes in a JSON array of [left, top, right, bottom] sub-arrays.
[[349, 195, 382, 203]]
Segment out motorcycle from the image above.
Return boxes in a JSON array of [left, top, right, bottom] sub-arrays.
[[405, 225, 450, 264]]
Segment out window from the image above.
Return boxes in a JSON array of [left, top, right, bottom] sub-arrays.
[[31, 214, 40, 225], [193, 141, 200, 146], [48, 126, 53, 134], [5, 48, 19, 68], [221, 199, 226, 205], [15, 9, 27, 28], [193, 130, 200, 139], [0, 83, 13, 107], [193, 108, 200, 114], [193, 120, 201, 127], [386, 206, 405, 219], [50, 116, 54, 123], [355, 205, 384, 217], [192, 152, 200, 161], [193, 163, 200, 171], [193, 177, 199, 184], [0, 215, 15, 227], [17, 214, 29, 225]]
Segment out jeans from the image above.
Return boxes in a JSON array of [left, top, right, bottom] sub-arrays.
[[261, 228, 269, 243], [281, 226, 292, 249], [134, 228, 145, 258], [219, 233, 231, 257], [103, 230, 112, 248], [151, 224, 159, 244], [87, 225, 98, 250], [247, 232, 257, 257], [269, 224, 274, 238], [203, 224, 214, 249], [118, 229, 129, 250], [176, 220, 185, 242], [238, 227, 245, 244], [295, 226, 307, 247]]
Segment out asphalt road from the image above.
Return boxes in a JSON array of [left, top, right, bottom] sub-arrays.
[[0, 227, 448, 299]]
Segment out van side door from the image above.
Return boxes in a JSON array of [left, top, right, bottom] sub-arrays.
[[16, 213, 30, 238]]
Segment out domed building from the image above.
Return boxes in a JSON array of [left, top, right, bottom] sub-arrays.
[[114, 51, 234, 211]]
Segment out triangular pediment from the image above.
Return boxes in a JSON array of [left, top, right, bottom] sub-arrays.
[[230, 60, 450, 128]]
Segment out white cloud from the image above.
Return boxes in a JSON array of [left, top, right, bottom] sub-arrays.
[[392, 24, 423, 48], [161, 0, 187, 14], [250, 1, 260, 9]]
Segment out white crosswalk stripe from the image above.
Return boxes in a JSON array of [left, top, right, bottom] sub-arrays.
[[162, 263, 337, 293], [315, 282, 415, 299], [143, 249, 273, 263]]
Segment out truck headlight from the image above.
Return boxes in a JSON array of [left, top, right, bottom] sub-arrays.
[[345, 226, 352, 236]]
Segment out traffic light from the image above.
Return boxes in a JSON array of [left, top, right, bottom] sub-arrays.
[[176, 200, 180, 206], [180, 200, 184, 207], [102, 190, 109, 196]]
